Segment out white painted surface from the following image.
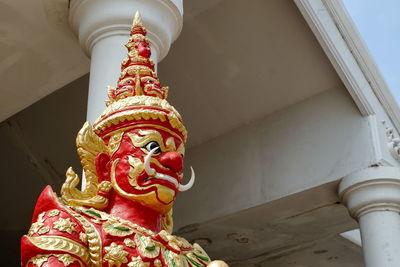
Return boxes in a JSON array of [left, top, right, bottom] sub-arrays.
[[86, 35, 129, 122], [360, 211, 400, 267], [340, 229, 362, 247], [339, 166, 400, 267], [175, 87, 374, 228], [0, 0, 89, 122]]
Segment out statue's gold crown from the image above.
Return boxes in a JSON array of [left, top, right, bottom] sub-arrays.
[[93, 11, 187, 142]]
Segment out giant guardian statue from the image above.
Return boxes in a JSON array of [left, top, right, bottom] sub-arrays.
[[21, 11, 227, 267]]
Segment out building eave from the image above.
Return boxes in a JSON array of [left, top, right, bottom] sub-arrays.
[[295, 0, 400, 132]]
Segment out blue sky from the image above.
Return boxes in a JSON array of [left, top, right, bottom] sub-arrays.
[[343, 0, 400, 103]]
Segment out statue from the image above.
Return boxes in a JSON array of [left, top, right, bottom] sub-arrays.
[[21, 11, 228, 267]]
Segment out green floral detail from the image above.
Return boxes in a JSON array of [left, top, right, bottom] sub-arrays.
[[184, 255, 204, 267], [193, 253, 210, 262], [112, 225, 131, 232], [145, 246, 156, 251], [85, 209, 102, 218]]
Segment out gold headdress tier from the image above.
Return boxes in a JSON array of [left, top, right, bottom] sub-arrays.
[[93, 11, 187, 142]]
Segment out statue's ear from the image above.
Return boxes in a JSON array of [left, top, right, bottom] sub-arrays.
[[95, 152, 111, 183]]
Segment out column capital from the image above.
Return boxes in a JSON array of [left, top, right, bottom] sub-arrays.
[[339, 166, 400, 219], [69, 0, 183, 61]]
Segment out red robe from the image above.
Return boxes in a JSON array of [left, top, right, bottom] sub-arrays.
[[21, 186, 211, 267]]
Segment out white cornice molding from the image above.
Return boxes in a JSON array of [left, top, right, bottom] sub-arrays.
[[294, 0, 400, 133]]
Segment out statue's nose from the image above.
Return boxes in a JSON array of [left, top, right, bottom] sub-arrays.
[[159, 152, 183, 172]]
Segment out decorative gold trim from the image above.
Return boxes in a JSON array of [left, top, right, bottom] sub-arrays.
[[108, 131, 124, 155], [37, 226, 50, 235], [27, 253, 84, 267], [103, 123, 184, 144], [162, 209, 174, 234], [135, 234, 160, 259], [61, 122, 109, 209], [103, 221, 135, 237], [124, 238, 136, 248], [27, 236, 89, 263], [127, 256, 150, 267], [79, 232, 88, 244], [53, 218, 76, 234], [55, 196, 103, 266], [28, 221, 44, 236], [104, 242, 129, 267], [94, 96, 187, 141], [48, 209, 60, 217]]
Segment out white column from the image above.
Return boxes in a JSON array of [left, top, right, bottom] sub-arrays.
[[69, 0, 183, 122], [339, 166, 400, 267]]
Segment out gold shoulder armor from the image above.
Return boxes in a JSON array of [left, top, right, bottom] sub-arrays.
[[26, 235, 90, 265]]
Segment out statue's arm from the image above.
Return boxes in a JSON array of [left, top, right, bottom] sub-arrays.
[[21, 186, 90, 267]]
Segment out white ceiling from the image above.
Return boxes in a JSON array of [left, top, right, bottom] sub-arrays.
[[0, 0, 89, 122], [162, 0, 342, 146]]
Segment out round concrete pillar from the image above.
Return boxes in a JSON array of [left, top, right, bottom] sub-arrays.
[[339, 166, 400, 267], [69, 0, 183, 122]]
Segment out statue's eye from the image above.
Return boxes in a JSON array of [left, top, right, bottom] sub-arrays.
[[147, 80, 153, 83], [145, 141, 161, 154], [127, 80, 131, 84]]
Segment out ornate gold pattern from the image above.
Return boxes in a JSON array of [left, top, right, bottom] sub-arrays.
[[57, 254, 80, 266], [61, 122, 109, 209], [28, 254, 49, 266], [158, 230, 191, 250], [27, 236, 89, 263], [27, 254, 83, 267], [48, 209, 61, 217], [154, 259, 162, 267], [127, 256, 150, 267], [73, 206, 211, 266], [77, 207, 153, 236], [79, 232, 88, 244], [135, 234, 160, 258], [93, 95, 187, 141], [128, 156, 144, 187], [38, 212, 46, 222], [99, 181, 112, 193], [108, 131, 124, 155], [104, 242, 129, 267], [28, 221, 44, 236], [38, 226, 50, 235], [162, 249, 185, 267], [53, 218, 76, 234], [124, 238, 136, 248], [55, 196, 103, 266], [103, 220, 135, 237]]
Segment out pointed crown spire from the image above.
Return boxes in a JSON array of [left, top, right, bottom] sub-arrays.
[[106, 11, 168, 105], [93, 11, 186, 142]]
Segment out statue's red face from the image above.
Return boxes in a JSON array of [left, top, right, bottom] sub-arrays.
[[109, 127, 185, 214], [136, 41, 151, 58], [140, 76, 166, 98], [114, 77, 136, 99]]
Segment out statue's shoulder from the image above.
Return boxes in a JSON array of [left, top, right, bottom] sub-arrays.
[[21, 186, 94, 267]]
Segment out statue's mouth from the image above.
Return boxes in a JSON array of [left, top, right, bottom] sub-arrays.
[[143, 172, 181, 188], [143, 148, 195, 192]]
